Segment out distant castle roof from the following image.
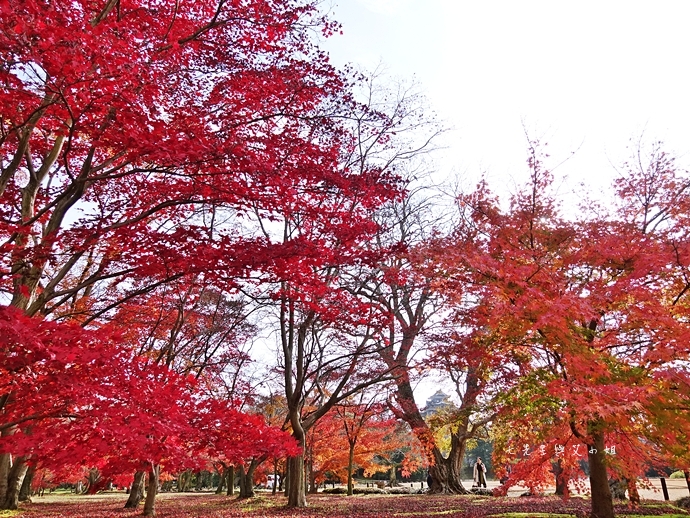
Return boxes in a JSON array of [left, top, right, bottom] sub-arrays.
[[421, 390, 453, 418]]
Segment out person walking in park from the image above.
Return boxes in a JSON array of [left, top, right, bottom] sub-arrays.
[[473, 457, 487, 488]]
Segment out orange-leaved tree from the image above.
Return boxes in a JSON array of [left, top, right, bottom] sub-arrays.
[[434, 142, 690, 518]]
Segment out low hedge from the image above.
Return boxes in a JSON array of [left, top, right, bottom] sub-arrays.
[[676, 496, 690, 510]]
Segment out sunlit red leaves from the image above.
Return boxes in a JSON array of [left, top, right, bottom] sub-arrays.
[[195, 398, 300, 467], [0, 305, 297, 487], [1, 0, 398, 325]]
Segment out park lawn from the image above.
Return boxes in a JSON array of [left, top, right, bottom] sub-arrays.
[[7, 492, 690, 518]]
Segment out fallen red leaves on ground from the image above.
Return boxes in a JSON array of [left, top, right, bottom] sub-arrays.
[[15, 492, 689, 517]]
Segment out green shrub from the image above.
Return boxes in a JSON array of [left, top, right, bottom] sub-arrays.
[[387, 487, 418, 495], [670, 470, 686, 479], [322, 487, 347, 495], [322, 485, 466, 497], [321, 487, 388, 495], [353, 487, 386, 495]]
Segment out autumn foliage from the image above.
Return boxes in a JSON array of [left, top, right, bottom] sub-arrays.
[[4, 0, 690, 516], [432, 143, 690, 517], [0, 305, 297, 480], [0, 0, 400, 512]]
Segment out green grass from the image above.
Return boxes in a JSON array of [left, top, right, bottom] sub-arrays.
[[491, 514, 689, 518], [237, 495, 279, 512]]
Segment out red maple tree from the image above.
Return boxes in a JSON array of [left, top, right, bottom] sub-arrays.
[[1, 0, 400, 512]]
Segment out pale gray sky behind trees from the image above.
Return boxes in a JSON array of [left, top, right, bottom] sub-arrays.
[[322, 0, 690, 201]]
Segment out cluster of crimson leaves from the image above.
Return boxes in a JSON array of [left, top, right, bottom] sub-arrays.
[[0, 306, 300, 481], [20, 493, 689, 517]]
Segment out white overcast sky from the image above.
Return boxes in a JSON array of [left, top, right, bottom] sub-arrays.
[[322, 0, 690, 202]]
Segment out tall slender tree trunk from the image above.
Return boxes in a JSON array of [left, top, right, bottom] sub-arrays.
[[124, 471, 146, 508], [0, 453, 10, 505], [19, 465, 34, 502], [587, 425, 614, 518], [284, 461, 290, 497], [215, 466, 225, 494], [0, 425, 20, 509], [246, 462, 257, 497], [238, 466, 245, 497], [143, 464, 159, 517], [347, 441, 355, 496], [307, 456, 317, 494], [272, 460, 278, 495], [2, 456, 28, 510], [285, 418, 308, 507], [226, 466, 234, 496]]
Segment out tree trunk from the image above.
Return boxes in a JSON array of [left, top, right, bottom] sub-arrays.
[[307, 455, 317, 494], [287, 453, 307, 507], [428, 455, 466, 494], [238, 461, 256, 498], [587, 425, 614, 518], [388, 466, 398, 487], [0, 453, 10, 505], [272, 460, 278, 496], [553, 459, 568, 496], [627, 478, 640, 506], [2, 456, 28, 510], [124, 471, 146, 508], [347, 441, 355, 496], [428, 431, 469, 494], [86, 467, 100, 494], [284, 461, 290, 497], [390, 360, 476, 495], [238, 466, 245, 497], [177, 470, 192, 492], [19, 465, 34, 502], [215, 466, 225, 494], [286, 421, 308, 507], [226, 466, 234, 496], [143, 464, 159, 517]]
